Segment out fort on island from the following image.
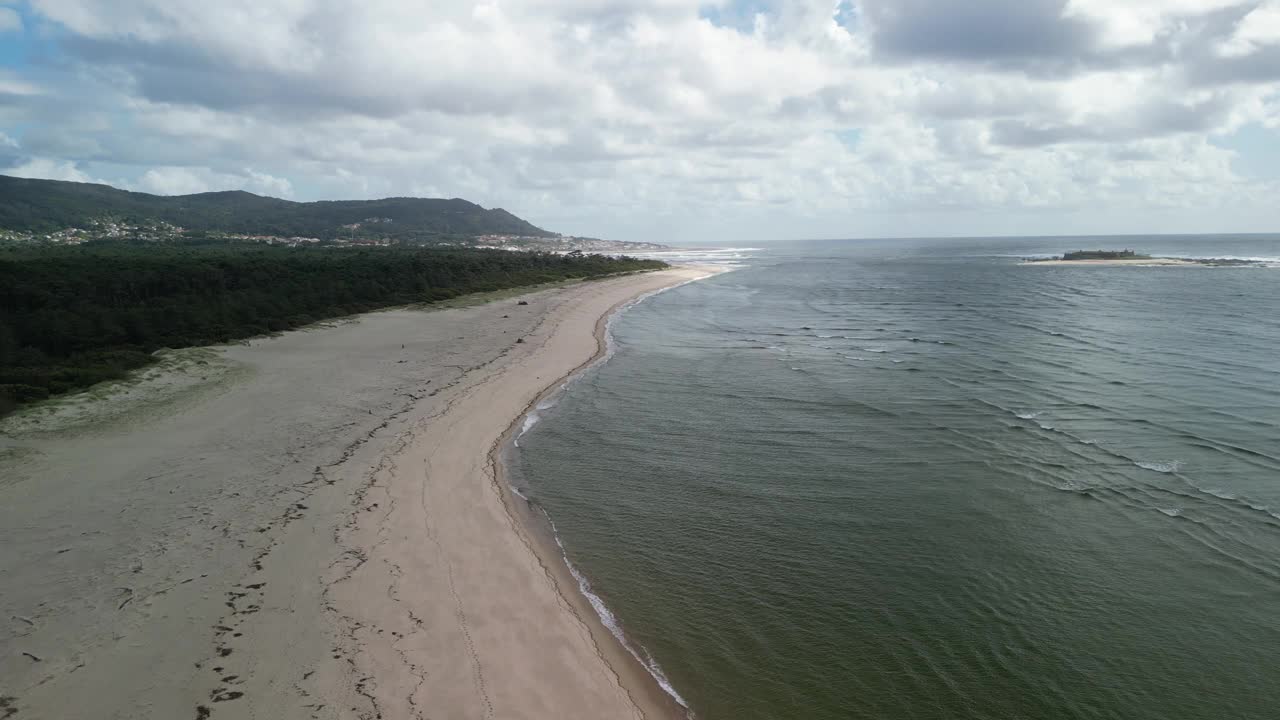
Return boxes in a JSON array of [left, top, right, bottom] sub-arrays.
[[1061, 249, 1149, 260]]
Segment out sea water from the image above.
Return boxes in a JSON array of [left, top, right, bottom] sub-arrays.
[[510, 235, 1280, 720]]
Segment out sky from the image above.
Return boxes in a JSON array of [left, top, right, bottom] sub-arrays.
[[0, 0, 1278, 243]]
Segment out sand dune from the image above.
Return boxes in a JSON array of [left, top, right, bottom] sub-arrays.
[[0, 268, 712, 720]]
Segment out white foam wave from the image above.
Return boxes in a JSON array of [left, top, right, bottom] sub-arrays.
[[1136, 460, 1184, 474], [520, 413, 540, 435], [1015, 411, 1041, 420], [630, 247, 762, 267], [1161, 254, 1280, 265], [548, 519, 692, 710]]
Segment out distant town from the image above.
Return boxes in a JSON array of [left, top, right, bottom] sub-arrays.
[[0, 175, 672, 254]]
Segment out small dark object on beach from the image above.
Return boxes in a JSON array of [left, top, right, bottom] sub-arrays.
[[516, 338, 525, 344], [502, 315, 509, 318], [518, 300, 529, 306]]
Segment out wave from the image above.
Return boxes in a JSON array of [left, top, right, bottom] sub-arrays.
[[987, 403, 1280, 530], [629, 247, 762, 267], [1161, 254, 1280, 267], [542, 515, 693, 710], [512, 414, 538, 447], [1135, 460, 1184, 474], [1177, 480, 1280, 522], [513, 397, 562, 447]]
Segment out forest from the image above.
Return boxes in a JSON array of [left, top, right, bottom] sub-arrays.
[[0, 243, 665, 414]]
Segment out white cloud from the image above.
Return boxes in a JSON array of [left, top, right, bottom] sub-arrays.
[[1065, 0, 1243, 48], [1221, 0, 1280, 56], [0, 7, 22, 33], [133, 166, 294, 197], [1, 0, 1277, 240], [5, 157, 101, 184], [0, 70, 42, 98]]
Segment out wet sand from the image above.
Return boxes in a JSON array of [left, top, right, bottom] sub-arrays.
[[0, 267, 714, 720]]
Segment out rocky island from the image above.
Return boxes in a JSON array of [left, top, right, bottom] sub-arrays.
[[1061, 249, 1148, 260], [1025, 248, 1191, 266], [1024, 249, 1268, 267]]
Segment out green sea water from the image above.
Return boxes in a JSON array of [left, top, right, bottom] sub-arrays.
[[511, 236, 1280, 720]]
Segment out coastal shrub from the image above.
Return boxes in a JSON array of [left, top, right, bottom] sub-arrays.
[[0, 384, 49, 403], [423, 288, 459, 302]]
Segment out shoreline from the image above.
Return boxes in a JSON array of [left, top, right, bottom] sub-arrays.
[[492, 270, 723, 719], [334, 264, 722, 720], [489, 310, 684, 719]]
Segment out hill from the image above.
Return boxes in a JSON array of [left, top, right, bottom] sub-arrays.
[[0, 175, 555, 240]]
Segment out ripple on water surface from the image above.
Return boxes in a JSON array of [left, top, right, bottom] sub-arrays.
[[513, 237, 1280, 720]]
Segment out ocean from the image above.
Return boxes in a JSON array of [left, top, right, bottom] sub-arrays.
[[510, 235, 1280, 720]]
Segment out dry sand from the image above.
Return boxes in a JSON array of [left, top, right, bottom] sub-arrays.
[[0, 267, 716, 720]]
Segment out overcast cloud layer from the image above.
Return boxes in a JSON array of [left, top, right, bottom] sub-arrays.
[[1, 0, 1278, 241]]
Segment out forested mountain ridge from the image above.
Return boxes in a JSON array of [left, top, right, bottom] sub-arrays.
[[0, 175, 555, 239]]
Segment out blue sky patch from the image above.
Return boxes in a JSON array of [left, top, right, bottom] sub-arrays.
[[1211, 124, 1280, 181]]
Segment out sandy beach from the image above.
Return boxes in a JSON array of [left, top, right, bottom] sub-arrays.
[[0, 267, 714, 720]]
